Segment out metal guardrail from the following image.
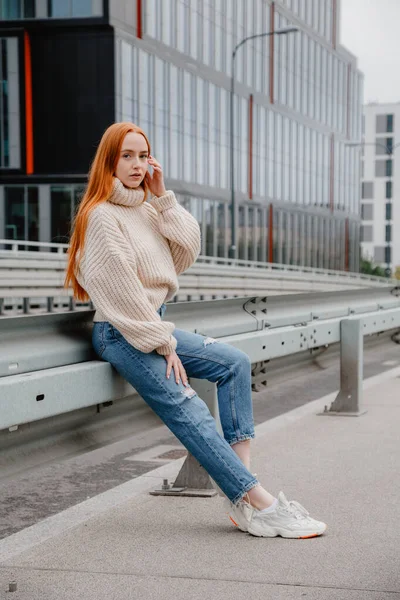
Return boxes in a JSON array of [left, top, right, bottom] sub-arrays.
[[0, 240, 395, 314], [2, 287, 400, 495], [1, 287, 400, 431]]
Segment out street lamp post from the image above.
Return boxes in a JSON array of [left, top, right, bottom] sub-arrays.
[[229, 27, 298, 259], [348, 140, 400, 276]]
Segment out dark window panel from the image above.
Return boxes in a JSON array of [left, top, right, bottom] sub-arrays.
[[27, 187, 39, 248], [385, 225, 392, 243], [50, 187, 72, 251], [361, 225, 373, 243], [5, 186, 25, 240], [362, 181, 374, 199], [387, 114, 394, 133], [385, 245, 391, 264], [386, 203, 392, 220], [375, 137, 392, 155], [386, 181, 392, 199], [386, 159, 392, 177], [1, 38, 9, 167], [23, 0, 35, 18], [361, 203, 373, 220]]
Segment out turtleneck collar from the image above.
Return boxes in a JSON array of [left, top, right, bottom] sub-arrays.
[[107, 177, 145, 208]]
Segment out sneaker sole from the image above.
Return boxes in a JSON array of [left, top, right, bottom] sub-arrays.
[[229, 515, 249, 532], [248, 525, 327, 539]]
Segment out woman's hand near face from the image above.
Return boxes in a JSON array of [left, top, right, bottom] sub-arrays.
[[145, 156, 167, 197], [164, 350, 189, 387]]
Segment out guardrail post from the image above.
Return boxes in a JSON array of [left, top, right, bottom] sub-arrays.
[[150, 378, 221, 498], [23, 298, 30, 314], [321, 318, 367, 417], [47, 297, 54, 313]]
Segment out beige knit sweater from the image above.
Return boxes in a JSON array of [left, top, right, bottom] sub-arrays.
[[76, 178, 201, 355]]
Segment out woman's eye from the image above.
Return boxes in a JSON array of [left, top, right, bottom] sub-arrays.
[[123, 153, 131, 159], [140, 155, 148, 160]]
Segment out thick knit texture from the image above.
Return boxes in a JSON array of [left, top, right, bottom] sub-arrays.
[[76, 178, 201, 355]]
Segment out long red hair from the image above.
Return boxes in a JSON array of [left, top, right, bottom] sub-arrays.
[[64, 122, 151, 301]]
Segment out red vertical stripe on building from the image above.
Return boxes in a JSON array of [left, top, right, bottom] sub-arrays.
[[332, 0, 337, 49], [248, 94, 253, 199], [24, 32, 34, 174], [268, 204, 274, 262], [345, 218, 350, 272], [137, 0, 142, 38], [347, 64, 351, 139], [330, 135, 334, 213], [269, 2, 275, 104]]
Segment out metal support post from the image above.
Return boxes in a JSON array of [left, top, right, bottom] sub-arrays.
[[47, 297, 54, 313], [150, 378, 221, 498], [23, 297, 30, 314], [321, 318, 367, 417]]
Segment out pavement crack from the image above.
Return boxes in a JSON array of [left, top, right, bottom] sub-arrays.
[[0, 564, 399, 595]]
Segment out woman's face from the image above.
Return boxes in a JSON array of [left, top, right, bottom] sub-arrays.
[[115, 132, 149, 188]]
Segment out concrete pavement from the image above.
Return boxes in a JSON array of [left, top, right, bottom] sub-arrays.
[[0, 371, 399, 599]]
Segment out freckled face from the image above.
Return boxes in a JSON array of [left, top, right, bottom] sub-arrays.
[[115, 132, 149, 188]]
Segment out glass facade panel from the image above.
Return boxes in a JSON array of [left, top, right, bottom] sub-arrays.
[[102, 5, 364, 275], [0, 0, 98, 19], [0, 37, 20, 169], [51, 187, 72, 245], [1, 0, 34, 18], [5, 186, 24, 240], [216, 202, 226, 257], [4, 186, 38, 248], [27, 187, 39, 242]]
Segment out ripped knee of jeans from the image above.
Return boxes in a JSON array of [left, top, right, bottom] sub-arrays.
[[181, 386, 197, 399], [203, 336, 218, 347]]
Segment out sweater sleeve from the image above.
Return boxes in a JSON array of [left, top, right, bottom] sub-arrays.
[[150, 191, 201, 276], [77, 208, 177, 356]]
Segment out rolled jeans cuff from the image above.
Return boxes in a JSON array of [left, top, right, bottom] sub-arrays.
[[228, 433, 255, 446], [231, 477, 259, 506]]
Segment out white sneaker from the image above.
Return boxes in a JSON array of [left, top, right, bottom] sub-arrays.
[[224, 498, 253, 532], [248, 491, 327, 539]]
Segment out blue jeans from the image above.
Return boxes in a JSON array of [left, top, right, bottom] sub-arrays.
[[91, 304, 258, 504]]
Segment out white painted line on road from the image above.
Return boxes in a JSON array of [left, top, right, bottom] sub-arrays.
[[382, 360, 398, 367], [1, 364, 400, 564]]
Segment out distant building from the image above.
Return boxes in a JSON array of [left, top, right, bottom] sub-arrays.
[[361, 102, 400, 275], [0, 0, 363, 270]]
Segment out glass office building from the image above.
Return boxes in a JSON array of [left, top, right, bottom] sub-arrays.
[[0, 0, 363, 270]]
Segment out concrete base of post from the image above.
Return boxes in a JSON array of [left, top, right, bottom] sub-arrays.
[[319, 318, 367, 417], [150, 379, 221, 498]]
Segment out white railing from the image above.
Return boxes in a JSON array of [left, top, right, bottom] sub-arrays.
[[0, 238, 394, 285]]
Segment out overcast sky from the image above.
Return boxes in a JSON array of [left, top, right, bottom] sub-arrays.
[[340, 0, 400, 104]]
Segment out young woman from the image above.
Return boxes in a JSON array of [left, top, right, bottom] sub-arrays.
[[64, 122, 326, 539]]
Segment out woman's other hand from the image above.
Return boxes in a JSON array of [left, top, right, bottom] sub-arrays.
[[145, 156, 167, 197], [164, 351, 189, 386]]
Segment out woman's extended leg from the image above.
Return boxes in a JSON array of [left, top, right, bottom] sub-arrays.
[[93, 321, 258, 505], [173, 328, 275, 509]]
